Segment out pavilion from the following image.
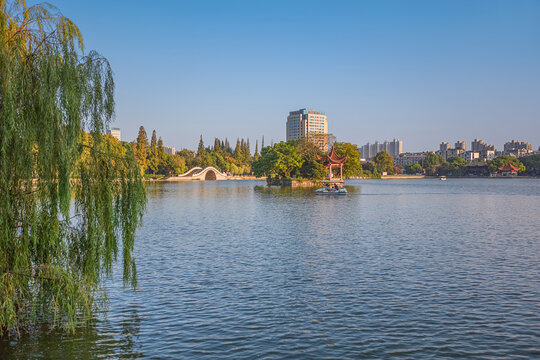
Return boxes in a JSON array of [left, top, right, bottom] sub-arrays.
[[497, 163, 520, 176], [318, 146, 348, 180]]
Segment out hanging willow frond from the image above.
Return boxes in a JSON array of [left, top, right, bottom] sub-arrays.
[[0, 0, 146, 335]]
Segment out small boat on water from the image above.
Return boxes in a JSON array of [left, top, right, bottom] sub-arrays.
[[439, 176, 447, 181], [315, 180, 347, 195]]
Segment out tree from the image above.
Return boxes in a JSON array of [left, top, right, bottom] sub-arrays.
[[197, 135, 205, 157], [334, 142, 363, 177], [272, 141, 303, 178], [0, 1, 146, 335], [252, 146, 278, 177], [422, 152, 444, 175], [488, 156, 525, 173], [405, 163, 423, 175], [373, 151, 395, 175], [295, 137, 326, 179], [148, 130, 159, 174], [519, 154, 540, 176], [135, 126, 149, 171]]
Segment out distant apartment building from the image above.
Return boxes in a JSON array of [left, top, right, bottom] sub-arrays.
[[439, 142, 451, 152], [504, 140, 532, 157], [459, 151, 480, 162], [394, 152, 429, 167], [106, 127, 121, 141], [286, 108, 328, 151], [439, 139, 496, 161], [163, 146, 176, 155], [440, 148, 465, 160], [360, 139, 403, 160], [455, 141, 466, 151], [471, 139, 496, 152]]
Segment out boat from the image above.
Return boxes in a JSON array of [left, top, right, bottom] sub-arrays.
[[439, 176, 447, 181], [315, 146, 348, 195], [315, 180, 347, 195]]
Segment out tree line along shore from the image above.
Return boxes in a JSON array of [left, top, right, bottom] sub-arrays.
[[131, 126, 540, 180]]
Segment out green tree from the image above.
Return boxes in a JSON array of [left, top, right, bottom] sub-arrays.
[[519, 154, 540, 176], [438, 157, 467, 176], [273, 141, 303, 178], [197, 135, 205, 157], [373, 151, 395, 175], [334, 142, 363, 177], [135, 126, 149, 171], [488, 156, 525, 173], [405, 163, 423, 174], [147, 130, 159, 174], [0, 1, 146, 335], [422, 152, 444, 175], [252, 146, 279, 177], [295, 137, 326, 179]]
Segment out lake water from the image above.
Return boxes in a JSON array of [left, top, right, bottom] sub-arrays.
[[2, 179, 540, 359]]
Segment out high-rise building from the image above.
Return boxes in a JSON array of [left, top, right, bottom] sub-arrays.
[[163, 146, 176, 155], [455, 141, 466, 151], [504, 140, 532, 157], [440, 142, 451, 152], [106, 127, 121, 141], [286, 108, 328, 151], [360, 139, 403, 160], [471, 139, 496, 152]]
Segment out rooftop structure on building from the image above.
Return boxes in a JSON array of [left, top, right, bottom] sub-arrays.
[[360, 139, 403, 160], [106, 127, 121, 141], [286, 108, 328, 151]]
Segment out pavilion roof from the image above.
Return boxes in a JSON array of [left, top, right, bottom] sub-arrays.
[[498, 163, 520, 171], [318, 146, 348, 165]]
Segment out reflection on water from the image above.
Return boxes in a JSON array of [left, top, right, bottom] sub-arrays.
[[2, 179, 540, 359]]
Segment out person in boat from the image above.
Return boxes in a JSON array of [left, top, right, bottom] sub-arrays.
[[325, 184, 331, 191], [334, 184, 339, 191]]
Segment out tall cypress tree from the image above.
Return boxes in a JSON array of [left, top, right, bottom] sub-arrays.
[[136, 126, 149, 171], [148, 130, 159, 174], [197, 135, 205, 157]]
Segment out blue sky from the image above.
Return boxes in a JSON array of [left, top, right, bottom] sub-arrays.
[[34, 0, 540, 152]]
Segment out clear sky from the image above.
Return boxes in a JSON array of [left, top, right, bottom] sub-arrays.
[[32, 0, 540, 152]]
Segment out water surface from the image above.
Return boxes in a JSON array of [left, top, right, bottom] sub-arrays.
[[2, 179, 540, 358]]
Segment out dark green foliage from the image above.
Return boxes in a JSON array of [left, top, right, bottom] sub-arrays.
[[373, 151, 395, 175], [0, 1, 146, 335], [197, 135, 205, 157], [333, 142, 363, 177], [488, 156, 525, 173], [519, 154, 540, 176], [405, 163, 423, 175], [422, 152, 444, 175], [437, 157, 468, 176]]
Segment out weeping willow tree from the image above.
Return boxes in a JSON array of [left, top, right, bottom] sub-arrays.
[[0, 1, 146, 335]]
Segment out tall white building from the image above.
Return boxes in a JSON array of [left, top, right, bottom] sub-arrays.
[[163, 146, 176, 155], [106, 127, 121, 141], [360, 139, 403, 160], [286, 108, 328, 151]]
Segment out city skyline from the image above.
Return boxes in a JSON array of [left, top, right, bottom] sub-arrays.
[[39, 0, 540, 151]]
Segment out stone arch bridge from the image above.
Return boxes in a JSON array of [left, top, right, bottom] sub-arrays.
[[164, 167, 228, 181]]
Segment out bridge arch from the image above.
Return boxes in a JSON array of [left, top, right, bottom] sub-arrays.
[[205, 169, 217, 180]]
